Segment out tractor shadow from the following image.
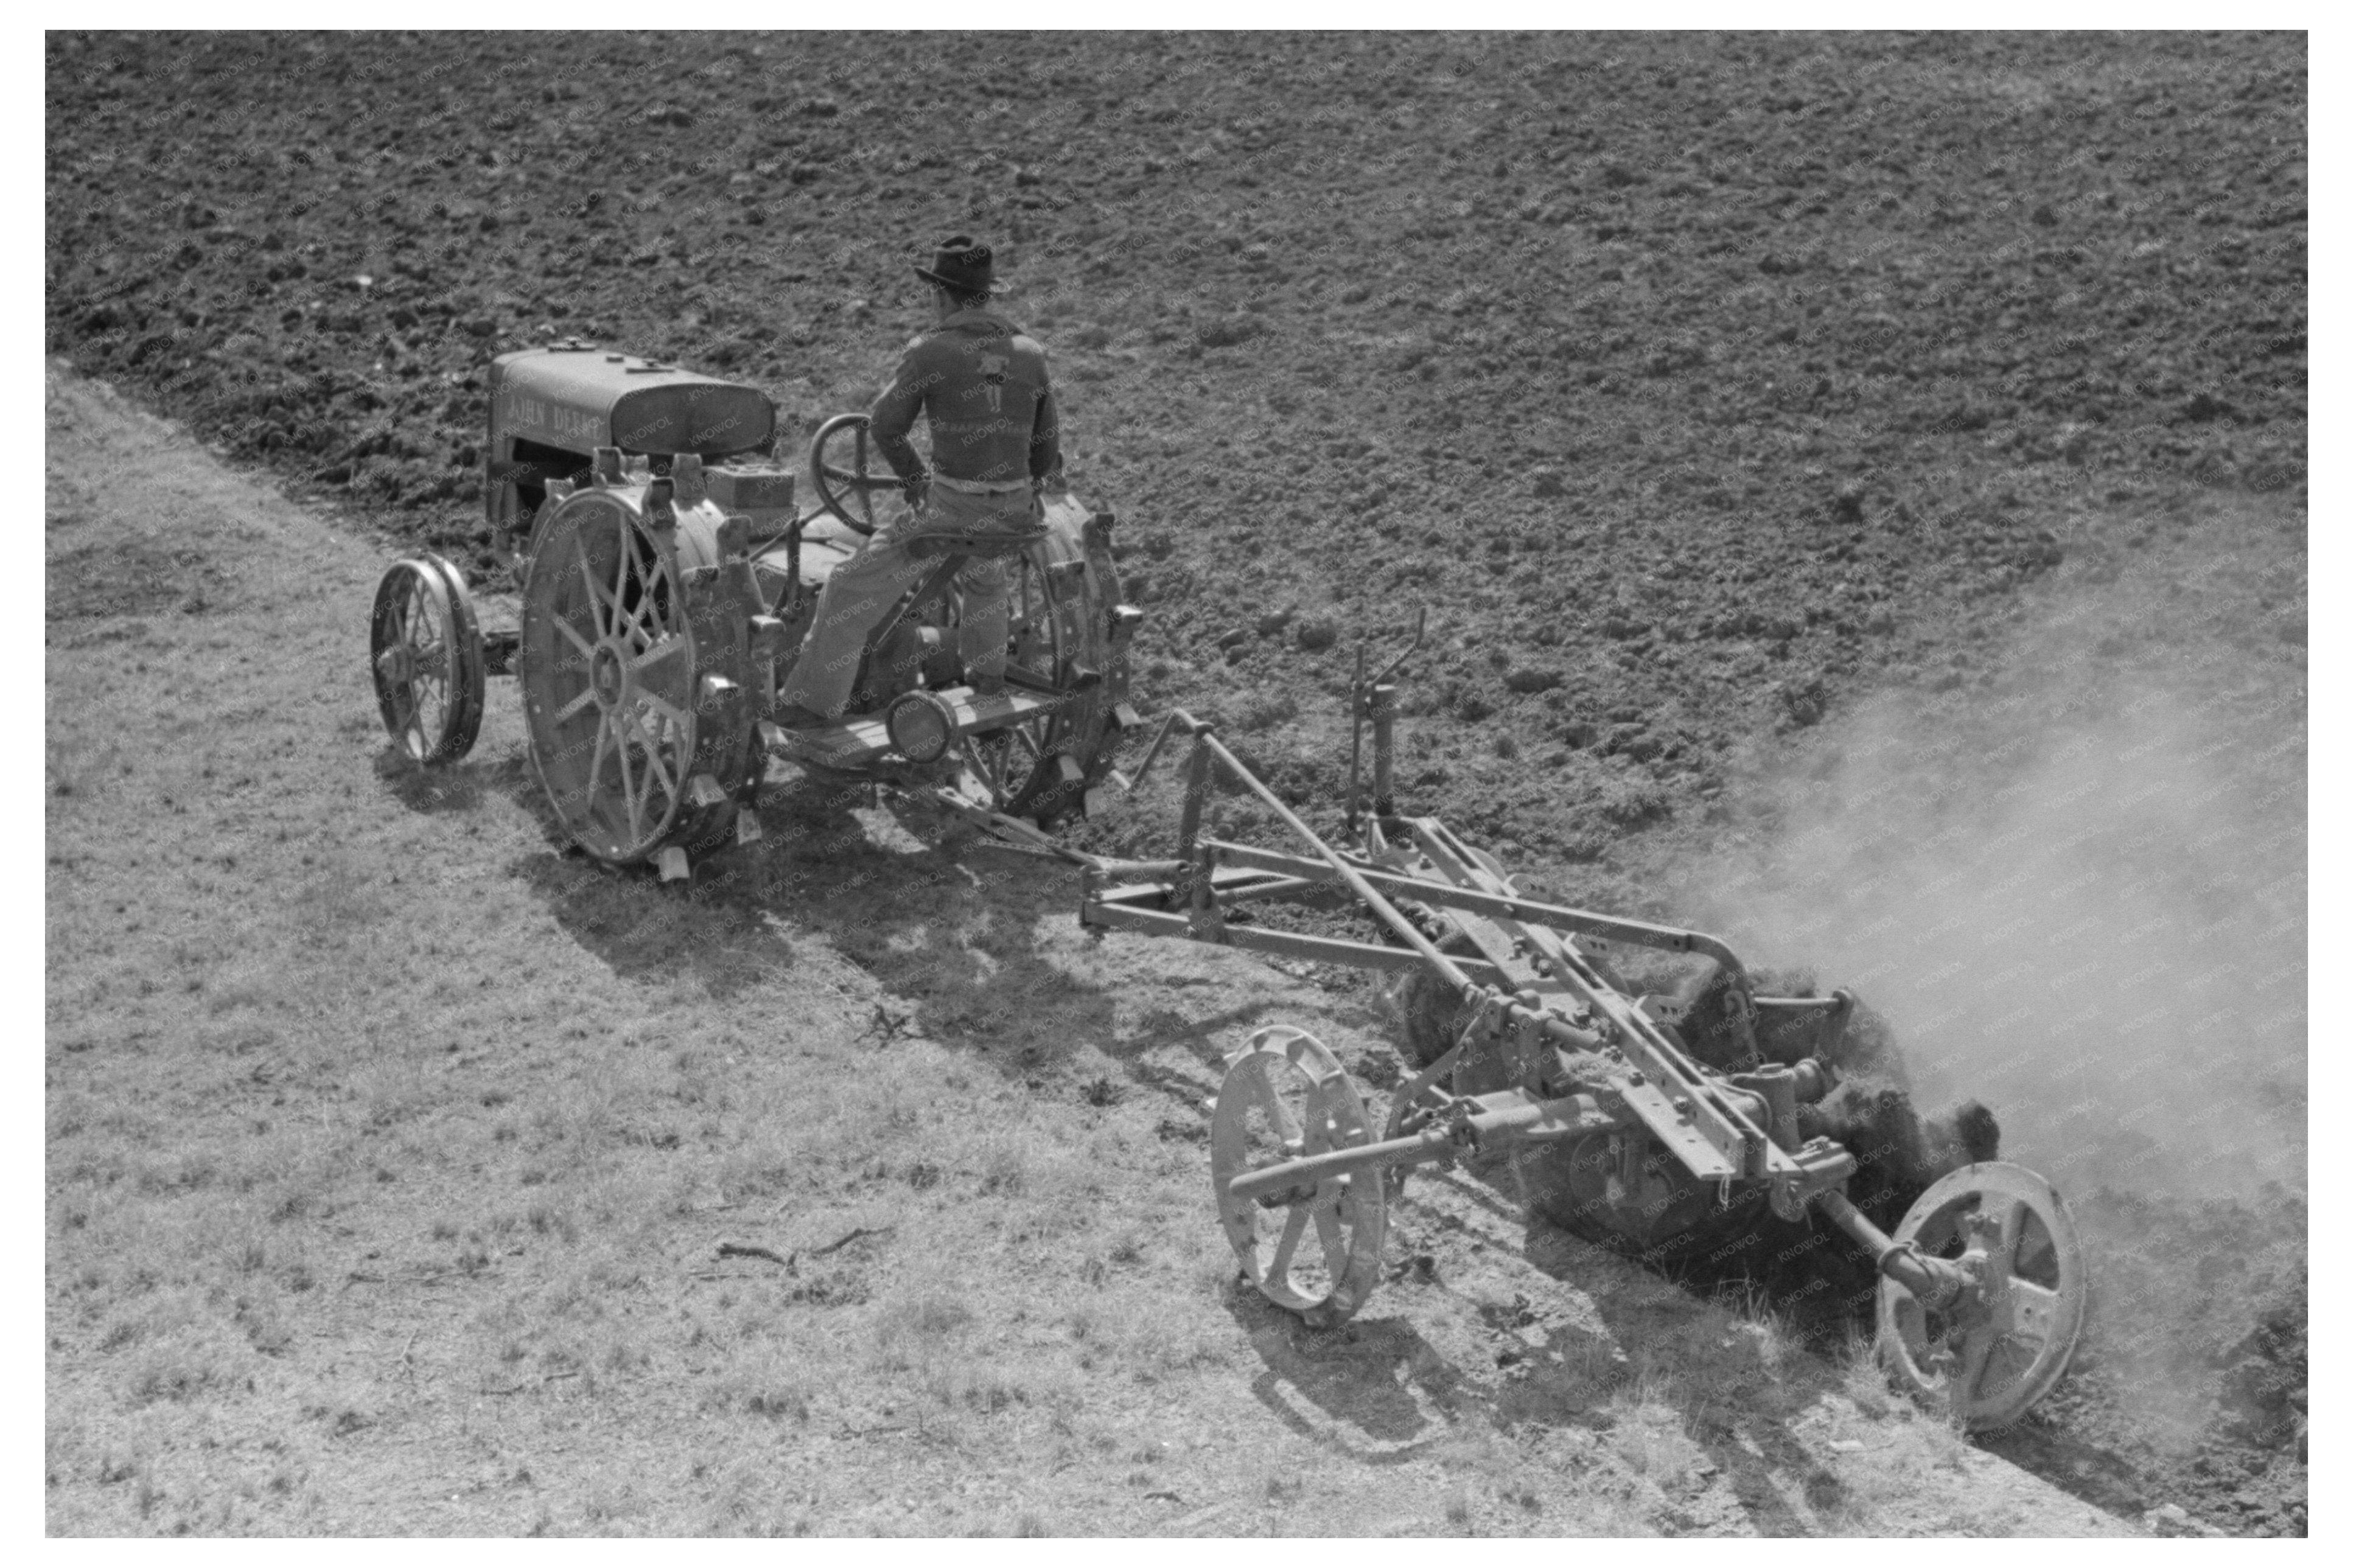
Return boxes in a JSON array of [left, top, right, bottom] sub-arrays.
[[371, 743, 515, 814], [1102, 1000, 1300, 1115], [509, 845, 806, 1000], [498, 763, 1125, 1067]]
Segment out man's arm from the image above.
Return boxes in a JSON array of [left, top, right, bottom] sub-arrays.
[[868, 340, 931, 496], [1029, 378, 1063, 490]]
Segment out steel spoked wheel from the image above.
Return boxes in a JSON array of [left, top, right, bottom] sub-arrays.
[[1212, 1026, 1387, 1327], [370, 555, 484, 764], [959, 549, 1066, 806], [1878, 1162, 2087, 1430], [808, 413, 912, 538], [522, 495, 714, 863], [956, 500, 1116, 824]]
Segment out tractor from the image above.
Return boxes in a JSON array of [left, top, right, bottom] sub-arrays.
[[367, 341, 1141, 877]]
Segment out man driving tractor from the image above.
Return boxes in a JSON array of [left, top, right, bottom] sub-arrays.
[[772, 235, 1064, 728]]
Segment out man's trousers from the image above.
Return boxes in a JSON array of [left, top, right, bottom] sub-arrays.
[[774, 486, 1038, 720]]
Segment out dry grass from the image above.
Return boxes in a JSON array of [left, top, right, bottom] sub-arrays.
[[43, 364, 2127, 1537]]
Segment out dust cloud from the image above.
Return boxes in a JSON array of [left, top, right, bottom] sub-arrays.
[[1673, 531, 2306, 1205]]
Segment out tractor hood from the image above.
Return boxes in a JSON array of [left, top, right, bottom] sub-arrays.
[[489, 343, 775, 458]]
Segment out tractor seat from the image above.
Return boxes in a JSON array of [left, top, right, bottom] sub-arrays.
[[903, 526, 1047, 562]]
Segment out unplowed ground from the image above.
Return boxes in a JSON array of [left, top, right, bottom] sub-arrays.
[[46, 30, 2303, 1538]]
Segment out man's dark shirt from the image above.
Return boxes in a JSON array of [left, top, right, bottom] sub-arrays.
[[869, 308, 1061, 489]]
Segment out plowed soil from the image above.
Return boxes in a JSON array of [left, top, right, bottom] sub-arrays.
[[46, 30, 2304, 1536]]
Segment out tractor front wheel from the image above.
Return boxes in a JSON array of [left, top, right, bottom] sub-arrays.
[[370, 554, 485, 765]]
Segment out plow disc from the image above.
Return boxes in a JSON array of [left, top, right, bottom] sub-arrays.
[[1212, 1028, 1387, 1327], [1878, 1162, 2088, 1430]]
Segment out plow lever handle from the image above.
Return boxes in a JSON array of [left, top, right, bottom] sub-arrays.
[[1370, 605, 1428, 687]]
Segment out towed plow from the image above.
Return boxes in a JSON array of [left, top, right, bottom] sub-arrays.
[[1086, 619, 2088, 1430]]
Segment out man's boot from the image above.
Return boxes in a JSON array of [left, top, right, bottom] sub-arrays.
[[769, 701, 833, 730]]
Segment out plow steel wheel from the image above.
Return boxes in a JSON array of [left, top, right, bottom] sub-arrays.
[[370, 554, 484, 764], [1877, 1162, 2086, 1430], [518, 488, 757, 867], [1212, 1026, 1387, 1327]]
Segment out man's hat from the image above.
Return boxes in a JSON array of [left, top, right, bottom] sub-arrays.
[[914, 235, 1012, 297]]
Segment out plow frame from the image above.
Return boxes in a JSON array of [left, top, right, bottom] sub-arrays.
[[1080, 711, 1858, 1213], [1075, 621, 2093, 1427]]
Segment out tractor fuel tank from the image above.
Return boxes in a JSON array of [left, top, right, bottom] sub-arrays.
[[485, 340, 779, 566]]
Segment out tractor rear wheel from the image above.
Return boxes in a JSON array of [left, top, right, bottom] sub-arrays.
[[517, 482, 761, 868], [954, 495, 1123, 826]]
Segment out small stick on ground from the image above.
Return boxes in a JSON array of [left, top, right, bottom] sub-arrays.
[[717, 1241, 796, 1269], [809, 1225, 895, 1257], [483, 1370, 583, 1397]]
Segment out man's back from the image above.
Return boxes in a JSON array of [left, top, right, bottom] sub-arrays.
[[870, 308, 1060, 490]]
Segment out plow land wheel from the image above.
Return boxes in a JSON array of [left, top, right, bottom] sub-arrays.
[[1212, 1026, 1387, 1327], [1878, 1162, 2087, 1430], [518, 487, 760, 868], [957, 497, 1119, 825], [370, 554, 484, 764]]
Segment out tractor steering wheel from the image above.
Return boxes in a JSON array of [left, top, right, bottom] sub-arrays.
[[808, 413, 909, 538]]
